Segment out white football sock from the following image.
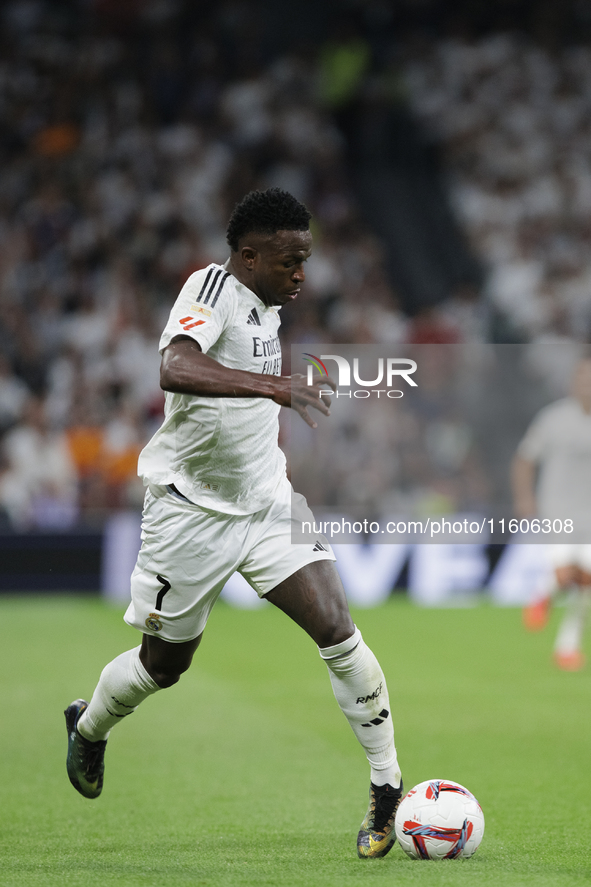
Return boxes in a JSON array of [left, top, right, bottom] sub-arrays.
[[319, 626, 401, 788], [554, 587, 591, 655], [77, 646, 160, 742]]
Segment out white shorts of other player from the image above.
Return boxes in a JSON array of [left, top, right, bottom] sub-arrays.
[[547, 544, 591, 572], [125, 476, 335, 642]]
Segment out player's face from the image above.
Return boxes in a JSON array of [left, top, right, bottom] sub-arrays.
[[243, 230, 313, 307]]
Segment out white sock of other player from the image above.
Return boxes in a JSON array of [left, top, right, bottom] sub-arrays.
[[77, 646, 160, 742], [554, 587, 591, 655], [319, 627, 401, 788]]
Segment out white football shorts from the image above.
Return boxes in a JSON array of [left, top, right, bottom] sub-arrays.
[[546, 543, 591, 573], [124, 476, 335, 642]]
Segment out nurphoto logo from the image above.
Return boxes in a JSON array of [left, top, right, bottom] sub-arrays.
[[303, 352, 418, 399]]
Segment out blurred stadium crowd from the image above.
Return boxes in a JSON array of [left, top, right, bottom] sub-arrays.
[[406, 33, 591, 342], [0, 0, 590, 531]]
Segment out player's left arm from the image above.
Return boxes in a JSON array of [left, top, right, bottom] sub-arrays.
[[161, 336, 335, 428]]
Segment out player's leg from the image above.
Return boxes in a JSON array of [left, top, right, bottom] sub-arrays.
[[264, 558, 353, 646], [78, 633, 202, 739], [523, 546, 565, 631], [239, 481, 403, 856], [553, 566, 590, 670], [65, 484, 243, 799], [265, 561, 401, 786], [139, 632, 203, 686], [265, 560, 403, 858], [65, 634, 202, 799], [524, 545, 578, 631]]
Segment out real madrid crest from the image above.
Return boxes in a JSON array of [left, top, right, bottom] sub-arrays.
[[145, 612, 163, 632]]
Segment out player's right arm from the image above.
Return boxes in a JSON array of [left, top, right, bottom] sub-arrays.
[[161, 336, 335, 429]]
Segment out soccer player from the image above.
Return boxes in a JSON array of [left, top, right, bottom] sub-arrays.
[[512, 355, 591, 670], [65, 189, 403, 859]]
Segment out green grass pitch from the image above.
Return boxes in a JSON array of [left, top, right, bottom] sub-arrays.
[[0, 594, 589, 887]]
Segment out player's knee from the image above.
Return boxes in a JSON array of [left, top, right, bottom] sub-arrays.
[[150, 669, 182, 689], [143, 653, 194, 688], [140, 633, 202, 688], [316, 616, 356, 650]]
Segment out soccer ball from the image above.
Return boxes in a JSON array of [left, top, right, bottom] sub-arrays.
[[394, 779, 484, 860]]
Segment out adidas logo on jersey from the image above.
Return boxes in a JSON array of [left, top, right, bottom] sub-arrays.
[[313, 541, 328, 552], [246, 307, 261, 326]]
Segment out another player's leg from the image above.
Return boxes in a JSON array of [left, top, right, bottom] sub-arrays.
[[523, 559, 562, 632], [523, 591, 553, 631], [553, 568, 590, 670], [524, 547, 582, 633], [65, 634, 201, 798], [265, 561, 403, 859]]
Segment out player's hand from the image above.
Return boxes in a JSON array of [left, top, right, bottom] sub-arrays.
[[271, 373, 336, 428]]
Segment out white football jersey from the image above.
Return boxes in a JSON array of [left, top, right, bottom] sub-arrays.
[[138, 262, 286, 514], [518, 396, 591, 533]]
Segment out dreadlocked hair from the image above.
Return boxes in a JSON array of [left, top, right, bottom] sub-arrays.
[[226, 188, 311, 252]]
